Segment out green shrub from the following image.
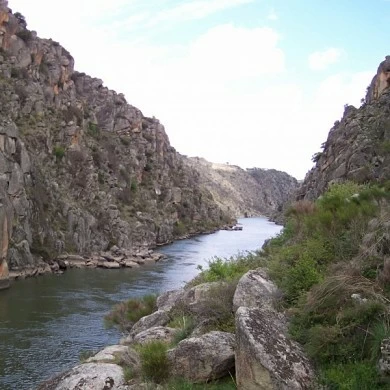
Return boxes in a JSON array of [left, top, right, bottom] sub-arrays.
[[283, 254, 322, 303], [105, 294, 157, 331], [87, 122, 100, 138], [320, 362, 383, 389], [168, 314, 195, 345], [189, 252, 265, 286], [53, 145, 65, 160], [369, 321, 390, 362], [173, 220, 187, 236], [123, 366, 134, 383], [262, 182, 390, 383], [16, 29, 32, 42], [137, 341, 170, 383], [130, 179, 138, 192]]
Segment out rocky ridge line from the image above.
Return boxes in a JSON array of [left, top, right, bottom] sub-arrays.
[[297, 56, 390, 200]]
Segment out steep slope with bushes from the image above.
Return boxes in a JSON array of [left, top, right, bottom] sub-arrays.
[[273, 56, 390, 388], [264, 182, 390, 388]]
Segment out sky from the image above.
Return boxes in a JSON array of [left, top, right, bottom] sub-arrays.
[[8, 0, 390, 179]]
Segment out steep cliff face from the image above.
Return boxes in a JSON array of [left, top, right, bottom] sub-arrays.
[[186, 158, 298, 217], [297, 56, 390, 200], [0, 2, 234, 279]]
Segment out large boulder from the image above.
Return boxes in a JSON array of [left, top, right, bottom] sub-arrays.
[[233, 268, 279, 312], [235, 307, 314, 389], [37, 363, 127, 390], [181, 282, 221, 314], [133, 326, 177, 345], [156, 289, 185, 311], [168, 331, 235, 383], [86, 345, 130, 363], [120, 310, 170, 343]]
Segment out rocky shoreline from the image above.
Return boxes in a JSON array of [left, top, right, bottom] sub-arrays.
[[4, 224, 233, 287], [7, 247, 166, 284], [37, 268, 315, 390]]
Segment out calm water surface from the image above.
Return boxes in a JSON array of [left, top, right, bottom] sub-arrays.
[[0, 217, 281, 390]]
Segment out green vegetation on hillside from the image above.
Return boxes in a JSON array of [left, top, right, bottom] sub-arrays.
[[105, 182, 390, 388], [264, 182, 390, 389]]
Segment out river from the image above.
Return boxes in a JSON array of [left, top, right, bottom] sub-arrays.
[[0, 217, 282, 390]]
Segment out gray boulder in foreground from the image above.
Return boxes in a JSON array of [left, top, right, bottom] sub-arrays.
[[129, 310, 170, 339], [156, 288, 185, 311], [133, 326, 178, 345], [86, 345, 139, 367], [37, 363, 127, 390], [233, 268, 279, 312], [235, 307, 314, 389], [168, 331, 235, 383]]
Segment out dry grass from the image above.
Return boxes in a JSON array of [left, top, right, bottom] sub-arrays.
[[305, 272, 388, 315]]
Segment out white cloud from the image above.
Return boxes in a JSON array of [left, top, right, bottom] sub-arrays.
[[148, 0, 255, 25], [6, 1, 375, 179], [308, 47, 343, 71], [267, 8, 278, 21]]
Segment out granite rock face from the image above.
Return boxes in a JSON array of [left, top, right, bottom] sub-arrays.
[[298, 56, 390, 200], [37, 363, 128, 390], [0, 2, 296, 279], [168, 331, 235, 383], [233, 268, 279, 312], [0, 1, 234, 276], [235, 307, 314, 390]]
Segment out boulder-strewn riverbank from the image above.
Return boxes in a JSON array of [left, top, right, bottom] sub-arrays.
[[8, 247, 167, 282], [37, 253, 315, 390]]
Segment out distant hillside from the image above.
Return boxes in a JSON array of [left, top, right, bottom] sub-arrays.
[[186, 158, 298, 218]]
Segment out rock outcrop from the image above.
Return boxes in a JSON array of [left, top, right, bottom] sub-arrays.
[[233, 267, 279, 312], [41, 270, 315, 389], [167, 331, 235, 383], [0, 2, 296, 283], [0, 1, 235, 280], [298, 56, 390, 200], [37, 363, 128, 390], [235, 307, 314, 390], [186, 158, 298, 218], [234, 268, 314, 389]]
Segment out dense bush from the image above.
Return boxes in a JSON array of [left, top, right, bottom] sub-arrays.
[[189, 251, 265, 286], [104, 294, 157, 331], [136, 341, 170, 383], [53, 145, 65, 160]]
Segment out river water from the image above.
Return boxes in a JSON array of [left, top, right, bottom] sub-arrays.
[[0, 217, 282, 390]]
